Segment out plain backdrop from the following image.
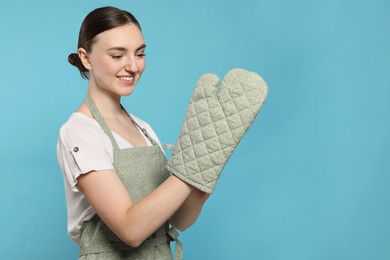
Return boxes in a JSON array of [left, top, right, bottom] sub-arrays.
[[1, 0, 389, 259]]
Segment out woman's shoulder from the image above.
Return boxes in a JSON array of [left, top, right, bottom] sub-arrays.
[[129, 113, 163, 148], [59, 112, 107, 146], [129, 113, 151, 129], [128, 113, 158, 137]]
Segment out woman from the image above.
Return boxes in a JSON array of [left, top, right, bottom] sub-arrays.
[[57, 6, 209, 259]]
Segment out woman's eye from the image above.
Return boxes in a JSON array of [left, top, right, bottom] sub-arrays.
[[111, 55, 123, 59], [137, 53, 146, 57]]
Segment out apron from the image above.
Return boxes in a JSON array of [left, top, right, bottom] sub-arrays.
[[78, 94, 182, 260]]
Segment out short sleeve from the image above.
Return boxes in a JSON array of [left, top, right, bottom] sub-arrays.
[[57, 125, 114, 192]]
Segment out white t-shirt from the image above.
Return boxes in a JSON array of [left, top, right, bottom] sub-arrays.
[[56, 112, 164, 244]]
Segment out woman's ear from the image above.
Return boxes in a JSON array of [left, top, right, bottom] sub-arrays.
[[78, 48, 92, 70]]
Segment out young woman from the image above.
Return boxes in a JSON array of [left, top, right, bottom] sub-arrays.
[[57, 6, 209, 259]]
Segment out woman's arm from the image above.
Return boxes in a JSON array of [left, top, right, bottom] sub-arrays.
[[169, 188, 210, 231], [77, 170, 193, 247]]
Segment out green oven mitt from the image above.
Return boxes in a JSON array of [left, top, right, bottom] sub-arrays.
[[166, 68, 268, 194]]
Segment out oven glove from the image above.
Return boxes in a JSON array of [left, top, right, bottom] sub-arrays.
[[165, 68, 268, 194]]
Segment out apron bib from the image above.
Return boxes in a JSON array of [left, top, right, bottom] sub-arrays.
[[78, 94, 182, 260]]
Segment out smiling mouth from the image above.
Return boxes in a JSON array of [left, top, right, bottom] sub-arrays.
[[118, 76, 134, 81]]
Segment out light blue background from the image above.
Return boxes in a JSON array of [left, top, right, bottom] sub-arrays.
[[1, 0, 389, 259]]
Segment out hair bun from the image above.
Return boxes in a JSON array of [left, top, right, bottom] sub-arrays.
[[68, 53, 89, 79], [68, 53, 83, 69]]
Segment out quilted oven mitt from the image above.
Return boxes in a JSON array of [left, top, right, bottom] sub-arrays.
[[166, 68, 268, 194]]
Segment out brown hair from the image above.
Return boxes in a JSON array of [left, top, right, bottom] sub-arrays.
[[68, 6, 141, 79]]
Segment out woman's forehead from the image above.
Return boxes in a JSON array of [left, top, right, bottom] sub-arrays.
[[93, 24, 144, 50]]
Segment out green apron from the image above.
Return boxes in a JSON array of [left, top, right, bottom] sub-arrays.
[[79, 94, 182, 260]]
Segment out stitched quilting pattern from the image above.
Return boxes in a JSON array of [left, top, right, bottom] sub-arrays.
[[166, 68, 268, 193]]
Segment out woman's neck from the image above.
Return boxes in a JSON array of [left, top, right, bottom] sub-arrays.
[[86, 86, 123, 119]]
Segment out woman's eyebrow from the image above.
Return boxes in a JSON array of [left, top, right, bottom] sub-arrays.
[[107, 47, 127, 51], [136, 44, 146, 51], [107, 44, 146, 52]]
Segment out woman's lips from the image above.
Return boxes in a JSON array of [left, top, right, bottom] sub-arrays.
[[117, 76, 135, 85]]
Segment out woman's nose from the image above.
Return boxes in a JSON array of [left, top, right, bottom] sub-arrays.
[[124, 59, 138, 72]]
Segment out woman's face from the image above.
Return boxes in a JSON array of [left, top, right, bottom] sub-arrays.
[[80, 23, 146, 97]]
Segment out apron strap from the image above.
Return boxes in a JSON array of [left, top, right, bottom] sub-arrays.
[[85, 93, 159, 148], [167, 227, 183, 260], [163, 144, 175, 151], [120, 104, 159, 146], [84, 93, 120, 151]]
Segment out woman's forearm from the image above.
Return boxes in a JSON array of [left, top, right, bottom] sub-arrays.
[[122, 175, 193, 246], [169, 187, 210, 231], [78, 171, 208, 247]]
